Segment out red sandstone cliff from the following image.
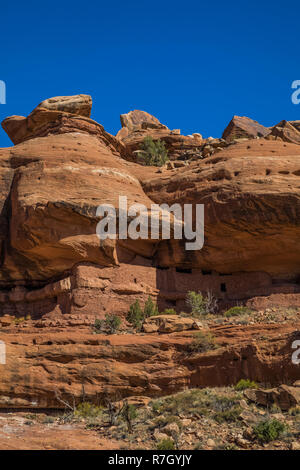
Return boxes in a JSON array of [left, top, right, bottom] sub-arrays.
[[0, 95, 299, 408]]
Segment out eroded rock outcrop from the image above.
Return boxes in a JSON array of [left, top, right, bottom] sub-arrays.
[[268, 120, 300, 144], [120, 109, 167, 131], [222, 115, 270, 141], [1, 94, 113, 147], [244, 384, 300, 410], [36, 94, 92, 116]]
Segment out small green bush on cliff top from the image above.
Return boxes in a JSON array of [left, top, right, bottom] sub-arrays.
[[137, 136, 169, 166]]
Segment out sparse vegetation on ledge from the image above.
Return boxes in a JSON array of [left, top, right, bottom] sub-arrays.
[[137, 136, 169, 166], [34, 385, 299, 450]]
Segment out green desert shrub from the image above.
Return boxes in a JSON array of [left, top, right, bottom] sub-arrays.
[[213, 405, 242, 423], [210, 395, 240, 413], [160, 308, 177, 315], [253, 419, 286, 443], [104, 314, 121, 334], [93, 314, 121, 334], [223, 306, 251, 318], [151, 389, 210, 416], [189, 331, 219, 353], [93, 318, 102, 333], [151, 389, 241, 421], [138, 136, 169, 166], [126, 300, 144, 330], [74, 402, 103, 419], [186, 291, 218, 317], [127, 296, 159, 330], [234, 379, 259, 391], [120, 403, 138, 433], [156, 438, 175, 450], [143, 295, 159, 318]]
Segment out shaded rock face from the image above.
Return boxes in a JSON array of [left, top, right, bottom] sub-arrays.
[[1, 97, 300, 318], [222, 115, 270, 141]]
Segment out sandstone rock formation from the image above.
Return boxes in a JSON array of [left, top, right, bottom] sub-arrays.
[[244, 383, 300, 410], [35, 94, 92, 116], [222, 115, 270, 141], [0, 95, 300, 408], [120, 110, 167, 131], [1, 97, 300, 317], [1, 94, 96, 145], [268, 120, 300, 144]]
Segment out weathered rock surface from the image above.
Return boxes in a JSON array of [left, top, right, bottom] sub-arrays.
[[0, 322, 298, 408], [35, 94, 92, 116], [222, 115, 270, 141], [143, 314, 200, 333], [120, 110, 167, 131], [268, 120, 300, 144], [1, 94, 104, 146], [244, 384, 300, 410]]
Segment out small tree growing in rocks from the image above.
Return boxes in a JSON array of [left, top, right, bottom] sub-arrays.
[[126, 299, 144, 330], [143, 295, 159, 318], [93, 314, 121, 334], [137, 137, 169, 166], [127, 297, 159, 330], [120, 401, 138, 433], [186, 290, 218, 317]]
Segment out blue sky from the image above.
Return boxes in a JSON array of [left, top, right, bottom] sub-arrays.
[[0, 0, 299, 147]]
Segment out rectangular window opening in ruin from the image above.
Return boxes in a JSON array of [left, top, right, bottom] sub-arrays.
[[220, 283, 227, 292], [176, 267, 192, 274], [202, 270, 212, 275]]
